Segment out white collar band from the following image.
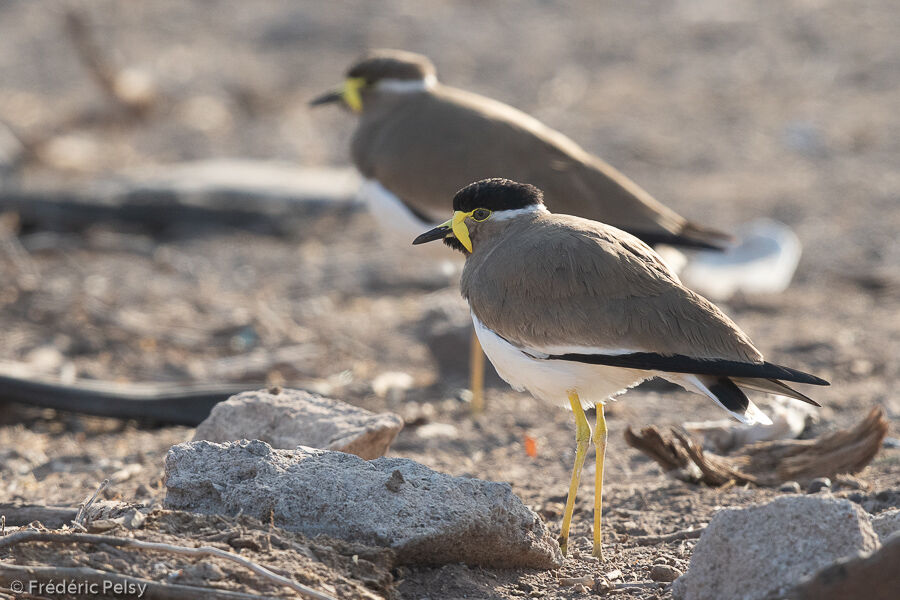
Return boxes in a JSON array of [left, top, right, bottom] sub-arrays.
[[491, 204, 549, 222], [375, 74, 437, 93]]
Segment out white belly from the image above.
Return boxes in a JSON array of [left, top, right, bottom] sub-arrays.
[[472, 313, 648, 409], [358, 178, 461, 263]]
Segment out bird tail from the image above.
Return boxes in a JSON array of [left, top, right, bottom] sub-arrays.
[[670, 372, 823, 426], [731, 377, 821, 406], [671, 374, 772, 425]]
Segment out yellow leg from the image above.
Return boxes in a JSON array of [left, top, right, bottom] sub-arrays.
[[593, 403, 608, 559], [558, 391, 591, 556], [469, 330, 485, 415]]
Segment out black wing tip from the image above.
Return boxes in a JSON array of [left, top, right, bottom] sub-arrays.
[[548, 352, 830, 386], [626, 229, 731, 252], [764, 362, 830, 386], [764, 378, 823, 407], [679, 222, 736, 250]]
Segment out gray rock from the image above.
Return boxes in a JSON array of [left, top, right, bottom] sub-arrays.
[[870, 508, 900, 542], [164, 440, 563, 569], [779, 481, 801, 494], [791, 531, 900, 600], [192, 388, 403, 460], [414, 297, 502, 386], [650, 563, 683, 582], [672, 496, 879, 600]]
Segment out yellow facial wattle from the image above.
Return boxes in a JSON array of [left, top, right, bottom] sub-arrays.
[[451, 210, 473, 252], [342, 77, 366, 112]]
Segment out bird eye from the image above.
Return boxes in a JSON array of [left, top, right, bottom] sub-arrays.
[[471, 208, 492, 222]]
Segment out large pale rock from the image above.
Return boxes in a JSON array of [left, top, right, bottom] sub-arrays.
[[672, 496, 879, 600], [791, 532, 900, 600], [164, 440, 563, 569], [870, 508, 900, 542], [192, 388, 403, 459]]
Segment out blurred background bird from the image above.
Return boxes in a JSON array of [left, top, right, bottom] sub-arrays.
[[311, 49, 744, 413]]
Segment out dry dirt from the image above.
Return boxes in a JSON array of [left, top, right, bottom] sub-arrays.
[[1, 1, 898, 599]]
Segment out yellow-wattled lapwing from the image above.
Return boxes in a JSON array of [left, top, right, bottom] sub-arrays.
[[311, 49, 731, 413], [413, 178, 827, 559]]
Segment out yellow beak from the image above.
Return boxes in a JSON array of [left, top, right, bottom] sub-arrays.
[[412, 210, 474, 253], [450, 211, 473, 252], [341, 77, 365, 112], [309, 77, 366, 113]]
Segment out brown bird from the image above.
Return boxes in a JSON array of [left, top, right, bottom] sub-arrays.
[[311, 49, 731, 412], [413, 178, 827, 559]]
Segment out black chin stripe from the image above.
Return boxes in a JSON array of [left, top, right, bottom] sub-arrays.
[[442, 237, 468, 253], [545, 352, 829, 385]]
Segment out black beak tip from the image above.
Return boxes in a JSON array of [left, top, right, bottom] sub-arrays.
[[309, 91, 342, 107], [412, 226, 450, 246]]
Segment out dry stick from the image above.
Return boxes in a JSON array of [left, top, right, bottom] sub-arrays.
[[63, 10, 154, 115], [74, 479, 109, 526], [624, 407, 889, 488], [0, 563, 281, 600], [0, 581, 54, 600], [0, 531, 336, 600], [631, 526, 706, 546], [8, 11, 157, 170]]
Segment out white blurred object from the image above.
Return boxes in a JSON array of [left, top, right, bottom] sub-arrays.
[[654, 244, 689, 274], [680, 219, 802, 300], [684, 395, 818, 454]]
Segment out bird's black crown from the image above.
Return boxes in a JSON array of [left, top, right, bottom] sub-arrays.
[[452, 178, 544, 213], [347, 50, 436, 83]]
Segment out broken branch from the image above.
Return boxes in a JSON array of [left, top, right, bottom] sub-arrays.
[[0, 562, 280, 600], [0, 505, 78, 529], [0, 531, 336, 600], [631, 526, 706, 546], [625, 407, 888, 487]]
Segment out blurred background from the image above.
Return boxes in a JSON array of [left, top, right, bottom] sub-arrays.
[[0, 0, 897, 534], [2, 0, 898, 380]]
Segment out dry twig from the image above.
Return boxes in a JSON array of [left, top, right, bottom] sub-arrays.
[[625, 407, 889, 487], [64, 11, 156, 115], [0, 563, 281, 600], [631, 526, 706, 546], [0, 531, 336, 600], [0, 506, 77, 529], [74, 479, 109, 526]]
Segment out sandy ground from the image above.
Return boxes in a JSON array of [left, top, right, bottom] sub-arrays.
[[0, 1, 898, 599]]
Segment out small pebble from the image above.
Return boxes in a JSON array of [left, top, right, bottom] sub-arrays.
[[650, 563, 683, 582], [592, 577, 613, 594], [883, 437, 900, 449], [833, 476, 864, 490], [385, 469, 405, 492], [779, 481, 801, 493], [807, 477, 832, 494], [558, 576, 593, 586]]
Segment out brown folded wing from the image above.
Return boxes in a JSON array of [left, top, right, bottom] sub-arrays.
[[462, 213, 762, 363], [352, 85, 730, 248]]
